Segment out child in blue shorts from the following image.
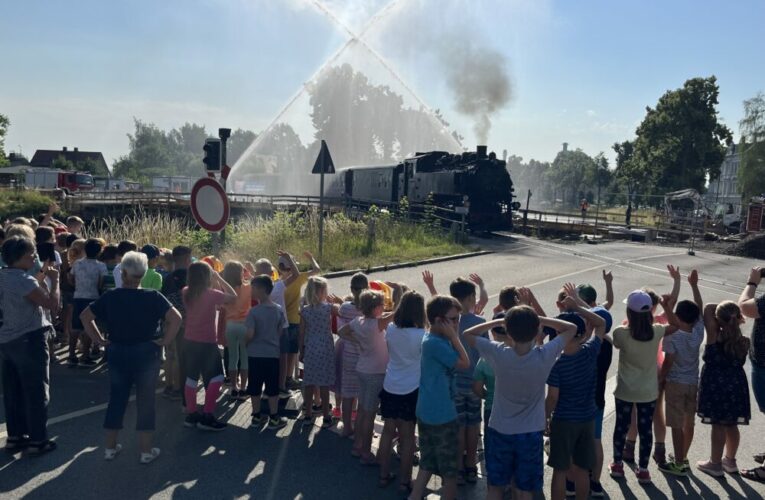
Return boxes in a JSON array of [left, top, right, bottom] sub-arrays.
[[464, 301, 578, 500], [408, 296, 469, 500]]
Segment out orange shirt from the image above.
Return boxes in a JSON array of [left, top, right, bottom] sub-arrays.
[[225, 283, 252, 322]]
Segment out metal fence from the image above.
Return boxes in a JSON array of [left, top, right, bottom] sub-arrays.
[[62, 189, 469, 237]]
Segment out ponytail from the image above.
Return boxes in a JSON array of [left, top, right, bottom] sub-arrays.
[[715, 301, 749, 362]]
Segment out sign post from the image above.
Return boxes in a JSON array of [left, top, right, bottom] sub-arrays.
[[311, 140, 336, 259], [191, 177, 230, 234]]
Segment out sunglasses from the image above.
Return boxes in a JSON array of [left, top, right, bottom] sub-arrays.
[[444, 315, 460, 324]]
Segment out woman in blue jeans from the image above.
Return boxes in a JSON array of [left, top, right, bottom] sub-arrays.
[[0, 236, 61, 455], [739, 266, 765, 482], [81, 251, 181, 464]]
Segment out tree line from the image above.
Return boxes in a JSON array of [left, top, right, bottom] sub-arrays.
[[511, 77, 765, 210], [1, 75, 763, 202]]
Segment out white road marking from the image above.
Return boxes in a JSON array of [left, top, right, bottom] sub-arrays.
[[1, 240, 755, 442], [0, 389, 163, 439]]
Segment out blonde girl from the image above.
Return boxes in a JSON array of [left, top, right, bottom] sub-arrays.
[[696, 301, 751, 477], [298, 276, 339, 427]]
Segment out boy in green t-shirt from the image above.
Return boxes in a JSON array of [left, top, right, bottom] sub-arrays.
[[140, 244, 163, 291]]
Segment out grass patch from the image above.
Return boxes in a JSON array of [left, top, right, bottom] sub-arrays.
[[0, 189, 54, 221], [88, 209, 475, 271]]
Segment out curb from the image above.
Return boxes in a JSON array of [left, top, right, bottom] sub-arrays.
[[323, 250, 494, 279]]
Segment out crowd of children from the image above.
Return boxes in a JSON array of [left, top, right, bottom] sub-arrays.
[[3, 205, 765, 498]]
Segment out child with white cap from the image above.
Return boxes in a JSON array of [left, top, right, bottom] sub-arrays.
[[609, 289, 672, 484]]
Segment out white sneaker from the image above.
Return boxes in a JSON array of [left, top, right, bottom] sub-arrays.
[[104, 444, 122, 461], [140, 447, 161, 464]]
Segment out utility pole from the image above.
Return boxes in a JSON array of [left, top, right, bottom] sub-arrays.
[[218, 128, 231, 249]]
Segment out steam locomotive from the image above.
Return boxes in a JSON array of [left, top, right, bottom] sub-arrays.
[[327, 146, 519, 230]]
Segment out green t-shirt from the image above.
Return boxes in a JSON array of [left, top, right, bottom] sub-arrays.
[[140, 267, 163, 291], [613, 324, 666, 403], [473, 357, 495, 412]]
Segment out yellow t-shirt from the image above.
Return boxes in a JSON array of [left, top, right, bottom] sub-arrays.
[[284, 272, 309, 324], [613, 324, 666, 403]]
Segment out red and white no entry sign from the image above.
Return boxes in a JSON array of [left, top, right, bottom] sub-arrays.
[[190, 177, 230, 232]]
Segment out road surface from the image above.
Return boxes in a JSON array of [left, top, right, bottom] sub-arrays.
[[2, 236, 764, 499]]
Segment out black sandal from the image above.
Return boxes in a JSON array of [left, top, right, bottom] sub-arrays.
[[741, 466, 765, 483], [28, 440, 57, 455], [754, 453, 765, 465], [4, 436, 30, 452]]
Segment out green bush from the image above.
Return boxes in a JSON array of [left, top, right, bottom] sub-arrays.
[[86, 209, 474, 271], [0, 189, 54, 222]]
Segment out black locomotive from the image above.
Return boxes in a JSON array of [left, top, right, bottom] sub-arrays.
[[327, 146, 519, 230]]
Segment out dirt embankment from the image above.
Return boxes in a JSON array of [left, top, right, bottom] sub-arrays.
[[725, 232, 765, 260]]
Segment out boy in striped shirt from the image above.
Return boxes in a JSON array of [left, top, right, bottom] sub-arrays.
[[544, 303, 607, 500]]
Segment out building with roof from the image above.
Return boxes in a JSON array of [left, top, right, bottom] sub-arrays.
[[707, 143, 741, 212], [30, 147, 109, 174]]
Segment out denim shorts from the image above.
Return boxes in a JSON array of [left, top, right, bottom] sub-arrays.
[[485, 427, 543, 491], [280, 324, 299, 354], [104, 342, 162, 431], [71, 298, 94, 330], [751, 363, 765, 413], [357, 372, 385, 411]]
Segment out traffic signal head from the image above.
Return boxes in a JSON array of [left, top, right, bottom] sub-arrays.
[[203, 138, 221, 172]]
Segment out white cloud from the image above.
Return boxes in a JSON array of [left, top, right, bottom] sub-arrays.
[[586, 109, 596, 117]]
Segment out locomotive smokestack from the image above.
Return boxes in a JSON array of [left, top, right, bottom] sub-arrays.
[[477, 145, 487, 159]]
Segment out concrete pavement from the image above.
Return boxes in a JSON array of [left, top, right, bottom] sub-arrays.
[[2, 236, 765, 499]]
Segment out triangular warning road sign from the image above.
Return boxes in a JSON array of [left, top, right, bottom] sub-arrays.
[[311, 140, 336, 174]]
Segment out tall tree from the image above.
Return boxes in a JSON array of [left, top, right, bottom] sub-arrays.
[[738, 91, 765, 201], [307, 63, 460, 167], [0, 113, 10, 168], [547, 148, 596, 206], [76, 156, 109, 176], [227, 128, 258, 166], [113, 119, 177, 183], [632, 76, 732, 194], [51, 155, 76, 171]]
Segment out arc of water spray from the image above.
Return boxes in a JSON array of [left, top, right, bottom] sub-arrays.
[[232, 0, 461, 174], [307, 0, 461, 148]]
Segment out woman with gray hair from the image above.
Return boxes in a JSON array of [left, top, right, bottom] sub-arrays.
[[0, 236, 60, 454], [80, 251, 182, 464]]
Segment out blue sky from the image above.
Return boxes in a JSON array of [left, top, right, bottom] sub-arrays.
[[1, 0, 763, 168]]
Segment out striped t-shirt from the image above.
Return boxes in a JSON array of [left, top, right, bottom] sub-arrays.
[[547, 336, 602, 421]]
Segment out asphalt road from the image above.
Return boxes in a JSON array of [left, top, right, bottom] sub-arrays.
[[1, 235, 764, 499]]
